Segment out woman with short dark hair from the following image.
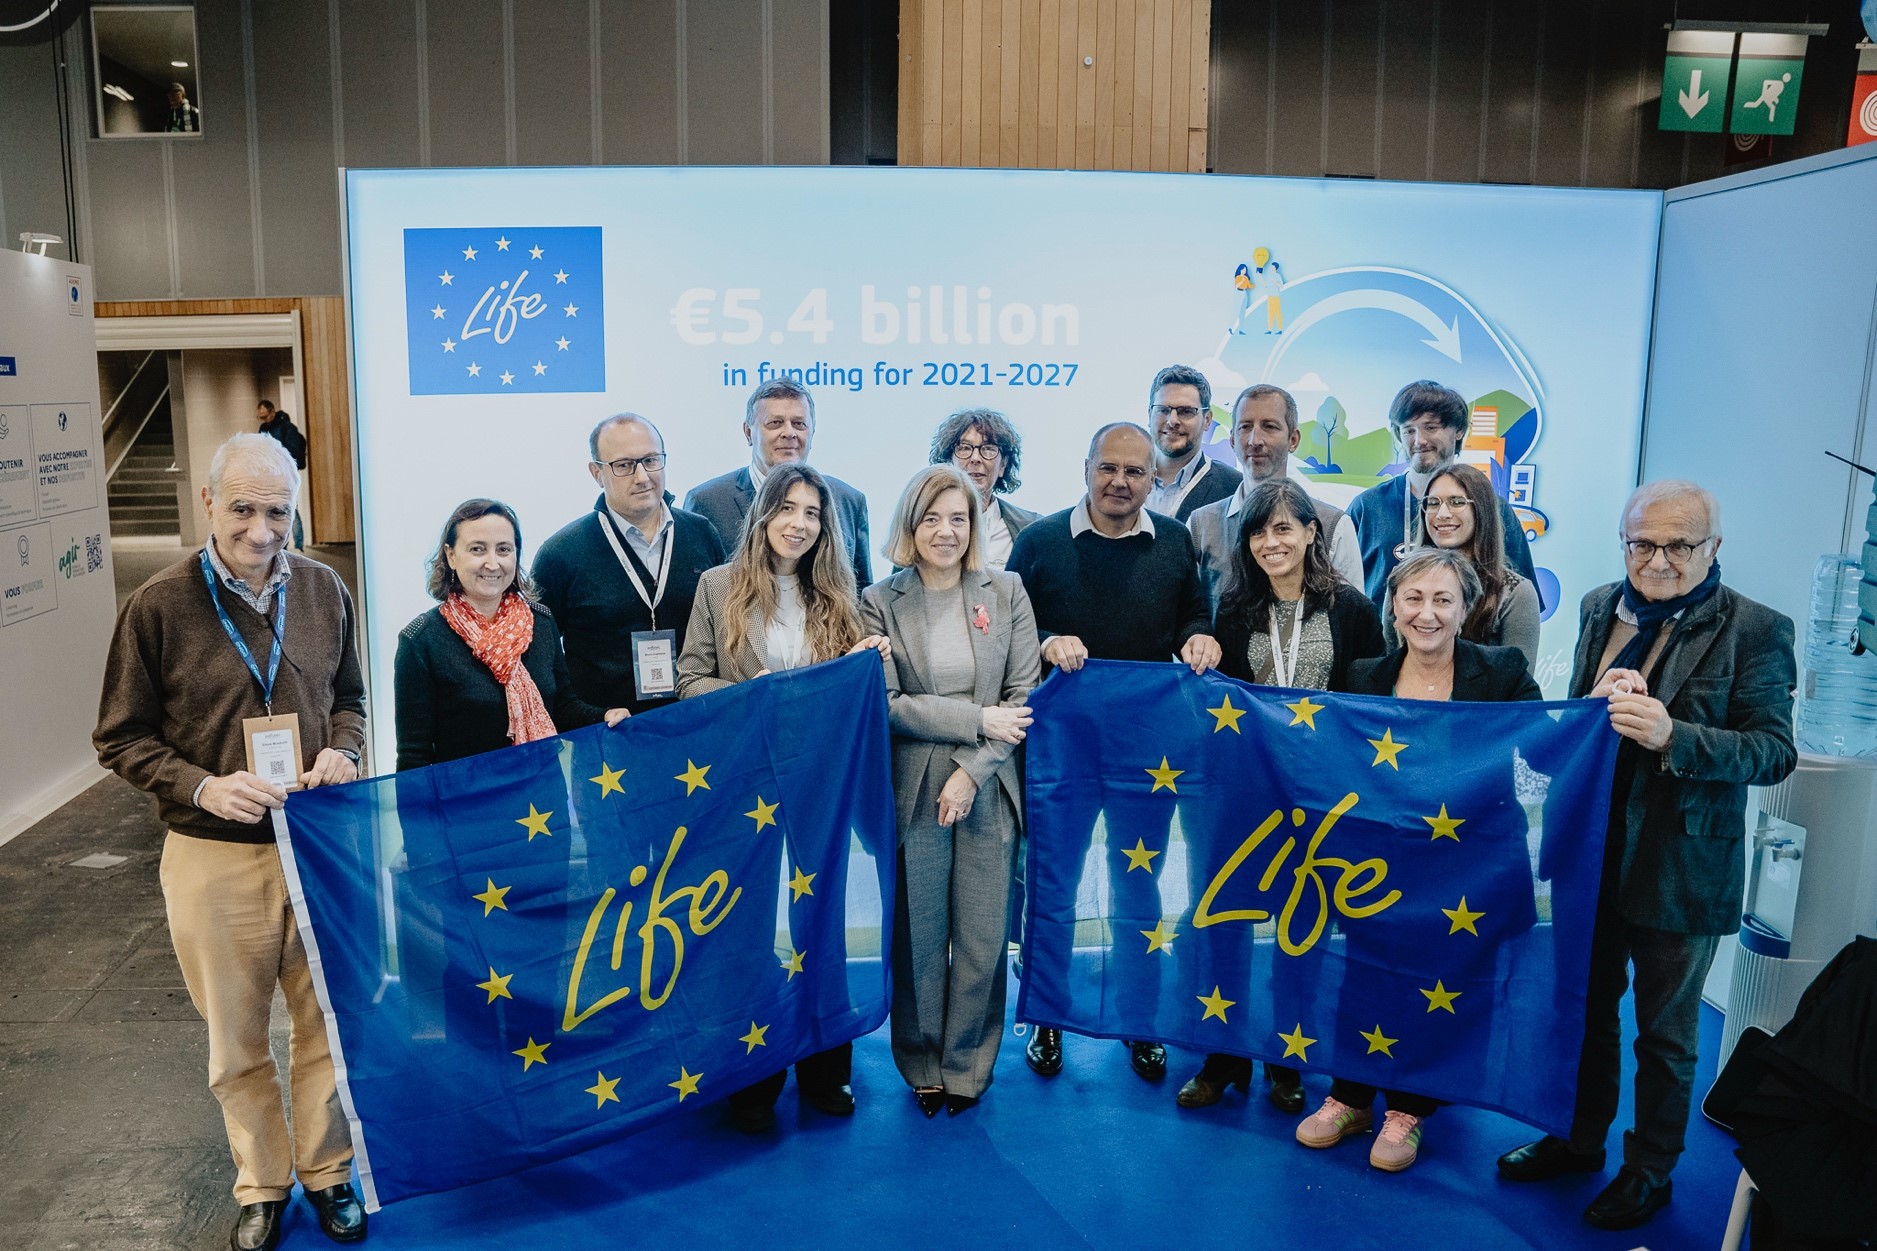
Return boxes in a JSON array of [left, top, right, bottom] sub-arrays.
[[394, 498, 625, 772]]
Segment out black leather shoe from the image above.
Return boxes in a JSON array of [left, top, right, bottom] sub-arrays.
[[945, 1093, 979, 1116], [913, 1087, 945, 1117], [1266, 1064, 1305, 1115], [727, 1101, 776, 1134], [1583, 1168, 1671, 1230], [1127, 1040, 1167, 1081], [230, 1200, 284, 1251], [802, 1082, 856, 1116], [1024, 1027, 1062, 1077], [1176, 1057, 1252, 1108], [1497, 1134, 1607, 1182], [305, 1182, 367, 1243]]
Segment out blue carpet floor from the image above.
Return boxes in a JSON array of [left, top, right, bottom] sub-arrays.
[[301, 991, 1738, 1251]]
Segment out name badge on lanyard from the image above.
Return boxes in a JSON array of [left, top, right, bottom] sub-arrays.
[[200, 550, 304, 787], [597, 511, 679, 702]]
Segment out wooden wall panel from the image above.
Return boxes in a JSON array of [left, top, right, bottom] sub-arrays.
[[95, 298, 356, 544], [899, 0, 1208, 172]]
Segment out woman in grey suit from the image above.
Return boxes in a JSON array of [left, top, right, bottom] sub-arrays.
[[860, 464, 1041, 1116], [675, 462, 889, 1133], [928, 407, 1039, 569]]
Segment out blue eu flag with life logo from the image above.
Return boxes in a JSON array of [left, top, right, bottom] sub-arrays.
[[274, 654, 894, 1208], [1016, 661, 1617, 1137], [402, 226, 606, 395]]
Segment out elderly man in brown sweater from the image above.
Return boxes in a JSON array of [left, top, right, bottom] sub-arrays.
[[95, 433, 368, 1251]]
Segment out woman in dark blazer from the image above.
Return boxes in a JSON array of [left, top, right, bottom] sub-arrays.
[[1178, 479, 1384, 1115], [928, 407, 1038, 570], [395, 498, 625, 771], [860, 465, 1041, 1117], [1294, 545, 1540, 1173]]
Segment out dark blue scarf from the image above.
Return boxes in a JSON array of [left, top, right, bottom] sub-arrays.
[[1611, 560, 1722, 675]]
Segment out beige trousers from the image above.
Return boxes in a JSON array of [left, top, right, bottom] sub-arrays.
[[161, 832, 353, 1203]]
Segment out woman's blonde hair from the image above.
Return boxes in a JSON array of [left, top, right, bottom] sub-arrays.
[[883, 464, 983, 572], [722, 463, 862, 662]]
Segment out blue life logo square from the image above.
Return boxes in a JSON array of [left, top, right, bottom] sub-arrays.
[[403, 227, 605, 395]]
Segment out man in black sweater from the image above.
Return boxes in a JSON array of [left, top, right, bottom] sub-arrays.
[[534, 414, 726, 717], [1006, 422, 1220, 1084]]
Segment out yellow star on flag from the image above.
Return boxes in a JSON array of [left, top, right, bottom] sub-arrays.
[[668, 1067, 702, 1101], [1423, 804, 1465, 842], [1120, 839, 1160, 873], [476, 967, 513, 1004], [512, 1037, 550, 1070], [781, 948, 805, 979], [1146, 757, 1184, 793], [516, 803, 554, 840], [1361, 1024, 1398, 1056], [1207, 694, 1246, 733], [588, 762, 625, 798], [472, 878, 511, 916], [739, 1022, 769, 1053], [746, 796, 779, 832], [1442, 896, 1485, 935], [1421, 980, 1462, 1013], [1140, 921, 1177, 954], [1368, 727, 1409, 769], [788, 866, 816, 901], [1279, 1023, 1316, 1061], [675, 759, 711, 795], [1286, 695, 1325, 729], [1197, 986, 1236, 1023], [586, 1071, 621, 1107]]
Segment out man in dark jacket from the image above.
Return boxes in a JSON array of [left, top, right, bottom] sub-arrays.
[[1497, 480, 1797, 1233], [256, 401, 307, 549]]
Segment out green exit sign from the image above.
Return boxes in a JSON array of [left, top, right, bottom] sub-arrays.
[[1659, 31, 1733, 133], [1730, 33, 1808, 136]]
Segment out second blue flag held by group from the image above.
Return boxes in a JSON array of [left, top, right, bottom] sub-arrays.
[[1017, 660, 1619, 1137], [275, 652, 897, 1208]]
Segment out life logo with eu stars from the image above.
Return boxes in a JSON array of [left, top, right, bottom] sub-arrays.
[[402, 226, 606, 396]]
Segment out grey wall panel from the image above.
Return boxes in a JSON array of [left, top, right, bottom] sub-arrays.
[[427, 0, 509, 167], [84, 141, 171, 299], [598, 0, 680, 164], [1579, 0, 1641, 190], [513, 0, 595, 166], [1206, 0, 1270, 175], [1374, 0, 1434, 183], [685, 0, 764, 164], [0, 41, 72, 258], [336, 0, 422, 168], [1426, 0, 1487, 183], [172, 0, 260, 296], [1532, 0, 1591, 187], [1478, 0, 1539, 184], [1269, 0, 1325, 176], [771, 0, 828, 164], [252, 0, 342, 295], [1324, 0, 1380, 178]]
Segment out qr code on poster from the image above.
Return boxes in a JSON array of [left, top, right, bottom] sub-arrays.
[[85, 533, 102, 573]]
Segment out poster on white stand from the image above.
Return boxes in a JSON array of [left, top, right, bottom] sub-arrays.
[[0, 252, 114, 846]]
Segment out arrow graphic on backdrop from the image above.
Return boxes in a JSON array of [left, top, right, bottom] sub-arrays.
[[1680, 69, 1711, 119], [1260, 287, 1464, 383]]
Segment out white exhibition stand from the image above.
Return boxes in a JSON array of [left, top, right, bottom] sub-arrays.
[[0, 252, 113, 846]]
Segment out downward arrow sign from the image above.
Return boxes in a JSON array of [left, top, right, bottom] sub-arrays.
[[1679, 69, 1710, 119]]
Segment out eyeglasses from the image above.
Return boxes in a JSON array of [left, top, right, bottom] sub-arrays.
[[1623, 537, 1712, 565], [1421, 495, 1473, 513], [1150, 404, 1203, 421], [596, 454, 667, 478], [953, 441, 1002, 462]]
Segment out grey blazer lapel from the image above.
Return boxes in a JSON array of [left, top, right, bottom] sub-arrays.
[[1652, 590, 1728, 710], [963, 569, 999, 707], [885, 568, 932, 692], [1571, 584, 1622, 697], [744, 601, 770, 676]]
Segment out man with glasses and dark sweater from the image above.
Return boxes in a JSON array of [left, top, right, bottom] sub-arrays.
[[1006, 421, 1221, 1084], [533, 414, 726, 717]]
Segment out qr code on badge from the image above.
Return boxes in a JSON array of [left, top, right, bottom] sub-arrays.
[[85, 533, 102, 572]]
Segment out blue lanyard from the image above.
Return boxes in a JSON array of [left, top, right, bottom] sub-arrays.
[[199, 549, 286, 713]]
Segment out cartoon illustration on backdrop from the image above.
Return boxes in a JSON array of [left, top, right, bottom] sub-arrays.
[[1199, 253, 1558, 619]]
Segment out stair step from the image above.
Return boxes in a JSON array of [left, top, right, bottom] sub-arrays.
[[111, 519, 181, 537]]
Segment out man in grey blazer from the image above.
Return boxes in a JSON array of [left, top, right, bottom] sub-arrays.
[[1187, 384, 1364, 610], [683, 378, 874, 587], [1497, 480, 1796, 1233]]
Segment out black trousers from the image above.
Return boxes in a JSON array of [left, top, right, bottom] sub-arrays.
[[726, 1044, 853, 1112], [1568, 912, 1720, 1182]]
